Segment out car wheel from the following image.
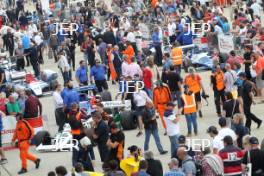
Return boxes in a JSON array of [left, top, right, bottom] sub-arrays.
[[120, 111, 137, 130]]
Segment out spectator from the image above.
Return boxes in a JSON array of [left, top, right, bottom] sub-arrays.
[[164, 102, 180, 157], [75, 60, 88, 86], [242, 136, 264, 176], [144, 151, 163, 176], [224, 63, 237, 93], [92, 111, 109, 162], [219, 136, 244, 176], [163, 65, 183, 108], [106, 122, 125, 164], [232, 113, 250, 149], [164, 158, 185, 176], [90, 59, 108, 93], [0, 111, 7, 164], [53, 83, 66, 132], [222, 92, 242, 127], [152, 27, 162, 66], [17, 89, 26, 114], [47, 171, 56, 176], [142, 101, 168, 155], [141, 63, 153, 99], [201, 147, 224, 176], [177, 147, 197, 176], [218, 117, 237, 140], [105, 160, 125, 176], [55, 166, 68, 176], [6, 95, 20, 115], [58, 51, 71, 84], [74, 163, 89, 176], [63, 82, 79, 113], [132, 160, 150, 176], [207, 126, 224, 154], [239, 72, 262, 130], [24, 89, 42, 118]]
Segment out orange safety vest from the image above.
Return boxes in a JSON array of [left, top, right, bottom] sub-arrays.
[[107, 49, 117, 81], [182, 93, 197, 114], [171, 47, 183, 65], [215, 71, 225, 91], [71, 112, 82, 135], [184, 74, 201, 93]]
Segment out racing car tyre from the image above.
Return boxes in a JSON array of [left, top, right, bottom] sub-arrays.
[[101, 90, 112, 101], [120, 111, 137, 130], [32, 130, 51, 146]]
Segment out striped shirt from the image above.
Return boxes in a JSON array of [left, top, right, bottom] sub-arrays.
[[218, 145, 244, 176]]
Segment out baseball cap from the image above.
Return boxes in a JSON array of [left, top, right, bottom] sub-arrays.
[[249, 136, 259, 145], [207, 126, 218, 134], [178, 135, 186, 144]]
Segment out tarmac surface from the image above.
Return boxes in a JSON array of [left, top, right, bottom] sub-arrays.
[[1, 3, 264, 176]]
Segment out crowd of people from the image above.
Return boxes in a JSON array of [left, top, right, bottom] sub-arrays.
[[0, 0, 264, 175]]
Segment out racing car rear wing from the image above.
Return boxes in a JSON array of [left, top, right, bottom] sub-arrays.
[[74, 85, 97, 92], [101, 100, 131, 111]]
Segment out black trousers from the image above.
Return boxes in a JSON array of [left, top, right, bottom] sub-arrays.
[[214, 89, 225, 115], [244, 102, 261, 129], [16, 57, 25, 71], [31, 63, 40, 77], [55, 107, 67, 132], [154, 45, 163, 66], [97, 142, 109, 162], [95, 80, 108, 93], [24, 48, 31, 66]]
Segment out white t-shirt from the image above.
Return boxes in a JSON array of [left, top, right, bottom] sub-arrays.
[[165, 114, 180, 136], [251, 3, 262, 17], [168, 22, 176, 36], [133, 90, 152, 107], [53, 91, 64, 109], [127, 32, 136, 43], [218, 127, 237, 141], [58, 55, 70, 72], [212, 135, 224, 151]]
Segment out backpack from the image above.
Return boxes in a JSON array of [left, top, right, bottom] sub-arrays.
[[183, 158, 203, 176], [22, 120, 35, 140]]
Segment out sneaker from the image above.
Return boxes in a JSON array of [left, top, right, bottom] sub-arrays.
[[35, 158, 41, 169], [18, 168, 27, 175], [257, 121, 262, 129], [136, 132, 143, 137], [164, 132, 167, 136], [0, 158, 7, 164], [186, 133, 192, 137], [160, 151, 168, 155]]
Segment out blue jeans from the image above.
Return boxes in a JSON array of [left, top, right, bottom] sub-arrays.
[[144, 128, 164, 153], [62, 71, 70, 84], [171, 91, 182, 108], [145, 88, 153, 99], [185, 112, 198, 134], [169, 134, 179, 157]]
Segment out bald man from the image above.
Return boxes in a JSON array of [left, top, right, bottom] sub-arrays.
[[177, 147, 196, 176]]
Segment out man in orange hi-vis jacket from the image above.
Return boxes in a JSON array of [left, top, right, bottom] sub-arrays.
[[12, 113, 40, 175], [122, 41, 135, 64], [106, 44, 118, 83], [153, 80, 172, 134]]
